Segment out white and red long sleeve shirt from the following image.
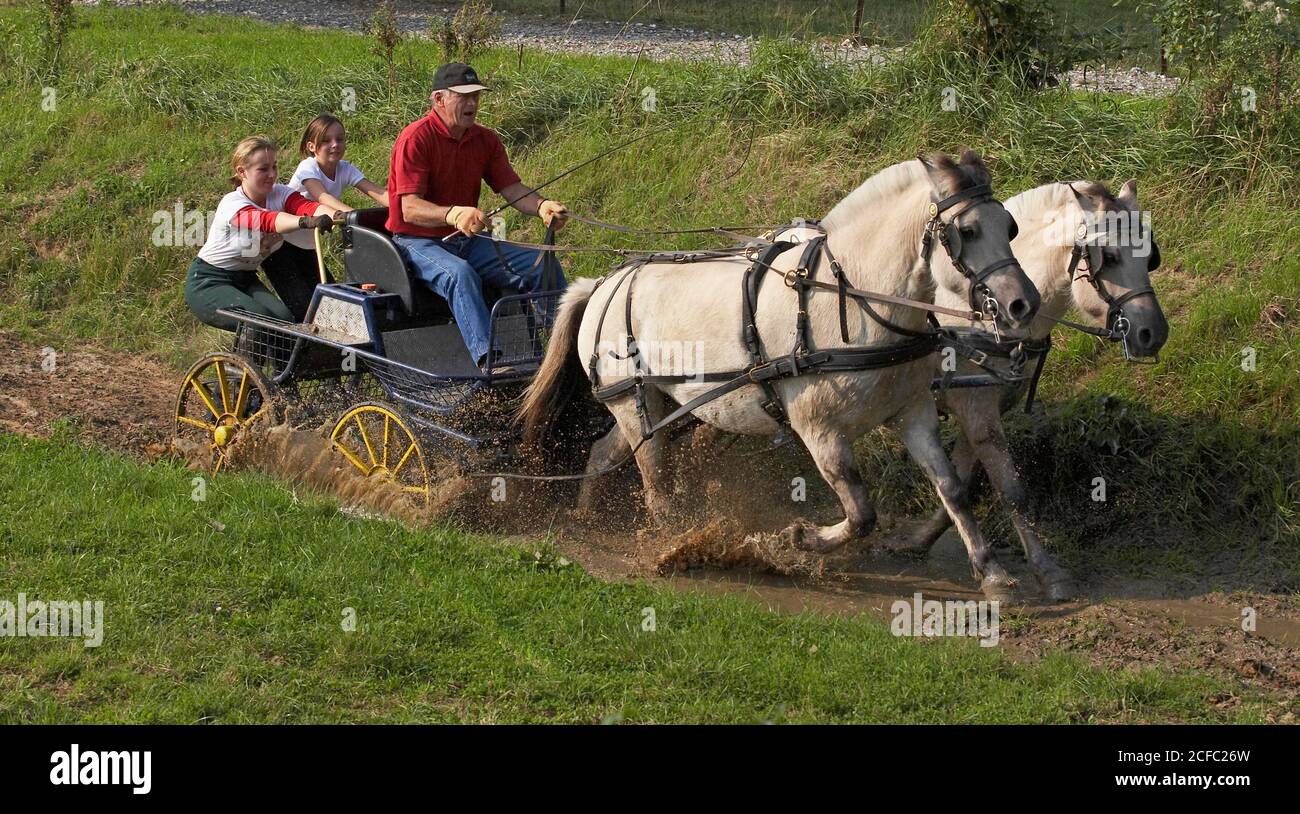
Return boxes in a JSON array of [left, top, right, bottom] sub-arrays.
[[197, 184, 321, 271]]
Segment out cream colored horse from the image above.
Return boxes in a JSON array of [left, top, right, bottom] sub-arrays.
[[521, 151, 1040, 600], [884, 180, 1169, 599]]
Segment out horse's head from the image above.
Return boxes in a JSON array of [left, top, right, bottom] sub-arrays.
[[920, 150, 1040, 331], [1064, 180, 1169, 359]]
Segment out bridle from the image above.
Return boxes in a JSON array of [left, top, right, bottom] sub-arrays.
[[1063, 218, 1162, 362], [920, 182, 1022, 332]]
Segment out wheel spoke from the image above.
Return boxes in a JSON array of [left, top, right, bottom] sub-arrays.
[[401, 485, 428, 494], [177, 415, 216, 432], [214, 360, 231, 414], [187, 376, 221, 420], [355, 415, 377, 467], [392, 441, 416, 477], [331, 438, 371, 475], [382, 415, 391, 468], [213, 448, 225, 474], [233, 367, 250, 419]]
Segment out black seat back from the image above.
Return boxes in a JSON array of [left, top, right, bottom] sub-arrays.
[[342, 208, 449, 319]]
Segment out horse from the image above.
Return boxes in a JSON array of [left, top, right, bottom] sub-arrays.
[[519, 150, 1042, 601], [881, 179, 1169, 600]]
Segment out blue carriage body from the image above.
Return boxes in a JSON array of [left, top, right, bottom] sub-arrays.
[[217, 208, 565, 459]]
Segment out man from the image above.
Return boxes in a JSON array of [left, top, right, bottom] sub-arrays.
[[386, 62, 569, 367]]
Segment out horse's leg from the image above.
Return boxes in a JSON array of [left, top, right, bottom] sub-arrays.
[[576, 425, 631, 514], [882, 432, 979, 557], [781, 425, 876, 553], [893, 400, 1017, 601], [605, 392, 675, 525], [956, 409, 1078, 602]]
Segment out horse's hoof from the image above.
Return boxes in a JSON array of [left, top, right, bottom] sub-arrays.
[[879, 524, 935, 560], [781, 519, 838, 553], [1038, 569, 1078, 603], [780, 519, 811, 550], [979, 572, 1019, 604]]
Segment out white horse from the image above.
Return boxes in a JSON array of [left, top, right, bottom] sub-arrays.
[[520, 151, 1041, 600], [883, 179, 1169, 600]]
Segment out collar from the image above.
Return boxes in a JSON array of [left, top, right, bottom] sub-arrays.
[[428, 109, 475, 142]]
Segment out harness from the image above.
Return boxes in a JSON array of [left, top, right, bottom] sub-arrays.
[[932, 326, 1053, 414], [586, 182, 1017, 440]]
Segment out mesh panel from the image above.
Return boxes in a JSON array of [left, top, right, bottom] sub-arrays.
[[489, 291, 560, 366], [357, 355, 479, 413], [231, 312, 298, 380]]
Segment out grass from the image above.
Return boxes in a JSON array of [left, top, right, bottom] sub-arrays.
[[0, 6, 1295, 581], [0, 431, 1269, 723]]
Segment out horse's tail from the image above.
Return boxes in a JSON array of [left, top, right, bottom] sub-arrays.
[[518, 277, 598, 447]]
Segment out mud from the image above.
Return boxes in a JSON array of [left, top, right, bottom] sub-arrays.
[[1, 329, 1296, 715], [0, 331, 176, 460]]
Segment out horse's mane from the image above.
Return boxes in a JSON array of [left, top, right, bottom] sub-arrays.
[[820, 160, 927, 230], [1004, 181, 1067, 219], [1006, 180, 1124, 218]]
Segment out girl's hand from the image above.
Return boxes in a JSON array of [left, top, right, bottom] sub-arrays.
[[298, 214, 334, 232]]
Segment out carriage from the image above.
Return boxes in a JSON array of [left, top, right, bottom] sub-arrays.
[[173, 207, 588, 506]]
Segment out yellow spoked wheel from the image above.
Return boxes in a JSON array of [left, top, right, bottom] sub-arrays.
[[175, 352, 276, 474], [329, 403, 430, 508]]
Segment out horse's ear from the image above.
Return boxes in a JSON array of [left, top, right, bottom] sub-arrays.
[[917, 152, 943, 170], [919, 152, 960, 195], [1117, 179, 1138, 208], [957, 148, 991, 185], [1066, 181, 1101, 213]]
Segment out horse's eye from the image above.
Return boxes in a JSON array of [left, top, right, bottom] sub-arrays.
[[1102, 249, 1120, 265], [960, 226, 978, 239]]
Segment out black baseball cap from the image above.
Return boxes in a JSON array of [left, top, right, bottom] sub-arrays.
[[432, 63, 489, 94]]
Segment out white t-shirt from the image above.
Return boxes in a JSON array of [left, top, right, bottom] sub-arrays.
[[197, 184, 297, 271], [286, 158, 367, 249]]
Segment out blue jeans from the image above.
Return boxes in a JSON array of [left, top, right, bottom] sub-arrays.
[[391, 233, 566, 363]]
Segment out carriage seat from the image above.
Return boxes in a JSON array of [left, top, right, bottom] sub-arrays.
[[341, 207, 452, 321]]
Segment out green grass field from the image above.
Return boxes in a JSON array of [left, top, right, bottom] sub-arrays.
[[0, 4, 1296, 721], [0, 431, 1270, 723]]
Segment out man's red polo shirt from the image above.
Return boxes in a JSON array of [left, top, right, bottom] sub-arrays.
[[386, 110, 522, 238]]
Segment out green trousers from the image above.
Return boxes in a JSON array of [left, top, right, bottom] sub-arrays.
[[185, 257, 294, 331]]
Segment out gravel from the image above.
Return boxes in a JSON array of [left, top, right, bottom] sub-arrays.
[[87, 0, 1184, 96]]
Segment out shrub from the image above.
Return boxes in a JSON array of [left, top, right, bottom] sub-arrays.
[[432, 0, 501, 65]]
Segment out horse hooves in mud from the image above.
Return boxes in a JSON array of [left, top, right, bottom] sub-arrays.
[[879, 521, 939, 560], [1035, 566, 1079, 603], [780, 517, 858, 554], [979, 570, 1020, 604]]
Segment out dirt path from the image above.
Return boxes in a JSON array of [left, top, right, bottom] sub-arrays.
[[94, 0, 1181, 95], [0, 332, 177, 460], [0, 329, 1295, 716]]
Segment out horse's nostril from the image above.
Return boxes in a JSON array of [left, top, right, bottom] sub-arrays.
[[1138, 327, 1153, 348], [1008, 298, 1031, 322]]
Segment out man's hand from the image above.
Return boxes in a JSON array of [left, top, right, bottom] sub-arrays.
[[538, 199, 568, 230], [446, 205, 487, 236]]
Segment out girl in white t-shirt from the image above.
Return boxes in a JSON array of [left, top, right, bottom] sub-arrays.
[[262, 115, 389, 316], [185, 136, 339, 331], [290, 114, 388, 218]]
